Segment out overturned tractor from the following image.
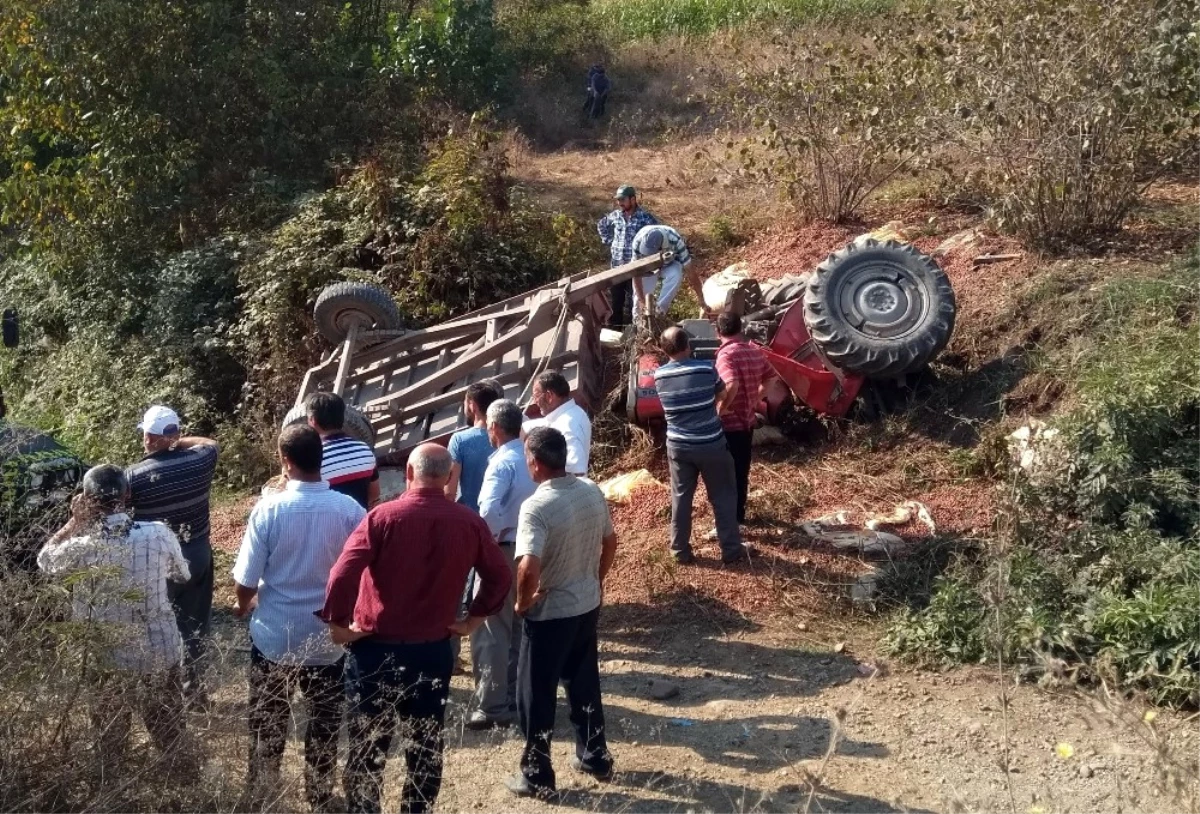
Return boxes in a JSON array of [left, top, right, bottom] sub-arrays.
[[628, 231, 955, 430], [288, 232, 955, 464]]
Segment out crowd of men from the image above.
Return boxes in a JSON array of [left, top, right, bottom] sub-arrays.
[[36, 182, 777, 811]]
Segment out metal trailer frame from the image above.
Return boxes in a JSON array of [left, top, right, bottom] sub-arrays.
[[293, 253, 670, 465]]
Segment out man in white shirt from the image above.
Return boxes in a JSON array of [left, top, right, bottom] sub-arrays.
[[38, 464, 198, 776], [232, 424, 367, 809], [523, 370, 591, 476]]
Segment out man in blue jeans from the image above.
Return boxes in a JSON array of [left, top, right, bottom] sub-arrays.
[[462, 399, 538, 730], [320, 444, 512, 814], [597, 185, 658, 328]]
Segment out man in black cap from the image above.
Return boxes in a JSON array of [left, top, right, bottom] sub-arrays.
[[596, 185, 658, 329]]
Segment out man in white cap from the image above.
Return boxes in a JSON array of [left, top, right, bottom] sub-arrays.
[[630, 224, 706, 322], [126, 404, 220, 709]]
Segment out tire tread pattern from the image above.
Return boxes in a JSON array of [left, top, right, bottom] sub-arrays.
[[802, 239, 956, 378]]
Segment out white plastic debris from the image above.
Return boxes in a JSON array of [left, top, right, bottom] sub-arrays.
[[865, 500, 936, 534], [598, 469, 665, 503], [1007, 420, 1067, 486]]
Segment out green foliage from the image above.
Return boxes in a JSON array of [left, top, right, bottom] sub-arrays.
[[0, 0, 394, 253], [896, 0, 1199, 249], [497, 0, 606, 79], [591, 0, 891, 41], [887, 256, 1200, 706], [725, 31, 929, 222], [380, 0, 513, 108]]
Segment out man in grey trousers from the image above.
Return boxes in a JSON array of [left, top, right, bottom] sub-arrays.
[[461, 399, 539, 729], [652, 327, 751, 565]]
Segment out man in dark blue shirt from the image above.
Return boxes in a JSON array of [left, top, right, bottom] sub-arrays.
[[126, 404, 220, 708], [652, 328, 748, 566]]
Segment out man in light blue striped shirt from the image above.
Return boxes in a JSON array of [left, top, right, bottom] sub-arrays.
[[462, 399, 539, 730], [631, 224, 707, 321], [653, 327, 747, 566], [232, 424, 366, 809]]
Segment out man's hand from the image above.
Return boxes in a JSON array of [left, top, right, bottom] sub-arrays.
[[328, 622, 370, 646], [69, 492, 103, 526], [514, 589, 546, 617], [448, 615, 486, 637], [231, 595, 257, 619]]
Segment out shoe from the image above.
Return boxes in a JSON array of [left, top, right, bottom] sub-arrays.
[[504, 772, 556, 799], [570, 756, 614, 781], [722, 545, 754, 565], [465, 711, 515, 731], [705, 525, 748, 541], [183, 686, 212, 715], [672, 550, 695, 565]]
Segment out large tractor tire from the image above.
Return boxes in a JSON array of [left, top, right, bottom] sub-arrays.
[[313, 282, 402, 346], [282, 402, 375, 447], [803, 240, 955, 379]]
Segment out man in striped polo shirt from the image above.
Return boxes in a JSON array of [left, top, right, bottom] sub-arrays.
[[715, 310, 772, 528], [126, 404, 220, 708], [652, 327, 749, 565], [306, 392, 379, 510]]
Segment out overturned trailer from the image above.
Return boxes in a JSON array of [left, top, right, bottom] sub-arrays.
[[289, 234, 957, 464], [287, 254, 669, 464]]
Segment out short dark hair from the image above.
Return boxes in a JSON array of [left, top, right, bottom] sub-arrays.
[[305, 391, 344, 431], [535, 370, 570, 399], [279, 424, 323, 474], [660, 326, 690, 355], [525, 426, 568, 472], [82, 464, 128, 513], [487, 399, 524, 439], [466, 380, 502, 414], [716, 311, 742, 337]]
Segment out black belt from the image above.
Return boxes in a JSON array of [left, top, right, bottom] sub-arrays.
[[498, 540, 515, 547]]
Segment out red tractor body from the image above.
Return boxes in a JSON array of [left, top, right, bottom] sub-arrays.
[[626, 300, 866, 428]]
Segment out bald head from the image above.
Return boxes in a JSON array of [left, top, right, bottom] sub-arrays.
[[408, 443, 452, 487], [660, 326, 691, 359]]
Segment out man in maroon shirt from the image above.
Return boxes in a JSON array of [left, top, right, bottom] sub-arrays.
[[715, 311, 772, 527], [320, 443, 512, 814]]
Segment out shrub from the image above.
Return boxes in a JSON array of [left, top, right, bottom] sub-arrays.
[[380, 0, 515, 108], [902, 0, 1199, 249], [725, 31, 930, 222], [886, 255, 1200, 706], [590, 0, 891, 41]]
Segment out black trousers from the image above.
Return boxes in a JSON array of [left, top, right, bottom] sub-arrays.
[[344, 638, 453, 814], [248, 647, 344, 807], [91, 667, 196, 776], [725, 429, 754, 524], [168, 543, 213, 695], [609, 278, 634, 328], [518, 606, 611, 791]]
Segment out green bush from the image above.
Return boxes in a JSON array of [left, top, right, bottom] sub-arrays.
[[886, 256, 1200, 706], [591, 0, 891, 41], [380, 0, 514, 108], [498, 0, 606, 79], [898, 0, 1198, 249], [726, 31, 930, 222]]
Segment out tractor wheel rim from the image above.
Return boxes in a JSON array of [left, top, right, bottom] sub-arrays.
[[337, 310, 374, 333], [837, 263, 925, 338], [856, 280, 910, 325]]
